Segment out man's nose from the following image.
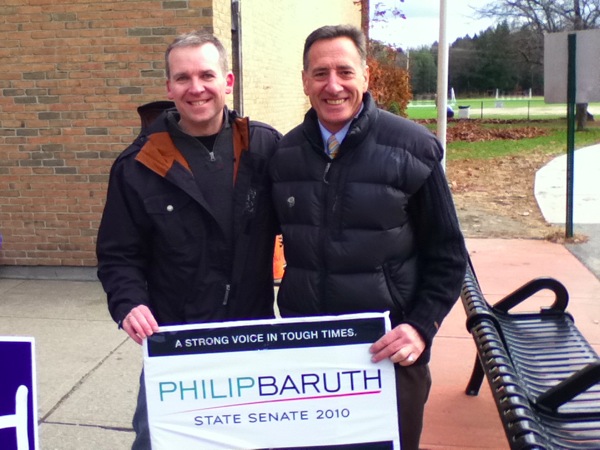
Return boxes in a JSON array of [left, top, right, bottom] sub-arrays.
[[324, 73, 343, 93], [189, 78, 205, 93]]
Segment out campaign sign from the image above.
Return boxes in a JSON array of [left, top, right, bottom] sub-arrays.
[[143, 312, 400, 449], [0, 337, 38, 450]]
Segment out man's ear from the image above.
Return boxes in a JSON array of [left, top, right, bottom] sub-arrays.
[[225, 72, 235, 95], [166, 79, 174, 99], [363, 65, 370, 93]]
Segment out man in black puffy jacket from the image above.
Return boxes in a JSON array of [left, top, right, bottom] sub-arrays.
[[270, 24, 467, 450], [96, 31, 280, 449]]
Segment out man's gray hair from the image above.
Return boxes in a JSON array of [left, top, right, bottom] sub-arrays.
[[303, 24, 367, 70]]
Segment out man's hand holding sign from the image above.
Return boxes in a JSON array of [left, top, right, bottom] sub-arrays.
[[370, 323, 426, 367]]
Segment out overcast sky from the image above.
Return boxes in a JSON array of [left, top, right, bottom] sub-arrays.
[[369, 0, 496, 49]]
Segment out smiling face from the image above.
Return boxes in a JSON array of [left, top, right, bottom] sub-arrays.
[[302, 36, 369, 133], [166, 43, 234, 136]]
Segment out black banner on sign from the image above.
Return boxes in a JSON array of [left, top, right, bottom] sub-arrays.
[[147, 317, 386, 357], [259, 442, 393, 449]]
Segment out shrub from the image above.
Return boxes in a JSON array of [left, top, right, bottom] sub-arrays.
[[368, 53, 412, 117]]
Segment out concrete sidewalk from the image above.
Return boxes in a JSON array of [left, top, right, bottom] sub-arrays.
[[535, 144, 600, 280], [535, 144, 600, 226], [1, 237, 599, 449], [0, 278, 139, 449]]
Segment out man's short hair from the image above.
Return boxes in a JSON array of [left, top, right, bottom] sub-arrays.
[[303, 24, 367, 70], [165, 30, 229, 78]]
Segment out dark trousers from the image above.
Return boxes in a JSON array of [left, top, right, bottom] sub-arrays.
[[132, 371, 151, 450], [396, 363, 432, 450], [132, 365, 432, 450]]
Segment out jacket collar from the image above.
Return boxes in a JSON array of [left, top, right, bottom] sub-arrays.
[[134, 103, 250, 182]]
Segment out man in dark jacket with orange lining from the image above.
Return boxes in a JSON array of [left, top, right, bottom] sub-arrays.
[[96, 31, 280, 449], [269, 24, 467, 450]]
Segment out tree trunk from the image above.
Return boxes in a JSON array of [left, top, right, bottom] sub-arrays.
[[576, 103, 588, 131], [361, 0, 370, 42]]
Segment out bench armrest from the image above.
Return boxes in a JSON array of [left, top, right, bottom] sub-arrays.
[[494, 277, 569, 313], [535, 361, 600, 413]]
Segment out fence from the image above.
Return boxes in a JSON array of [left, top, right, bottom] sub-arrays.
[[406, 98, 600, 121]]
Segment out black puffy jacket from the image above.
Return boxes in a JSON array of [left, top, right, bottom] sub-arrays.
[[270, 93, 467, 362], [97, 103, 281, 326]]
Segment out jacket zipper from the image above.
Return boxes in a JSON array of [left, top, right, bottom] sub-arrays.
[[319, 160, 333, 312], [222, 283, 231, 305], [323, 162, 332, 184]]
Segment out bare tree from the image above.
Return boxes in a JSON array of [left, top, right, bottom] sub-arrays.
[[356, 0, 371, 41], [476, 0, 600, 129], [477, 0, 600, 32], [354, 0, 406, 45]]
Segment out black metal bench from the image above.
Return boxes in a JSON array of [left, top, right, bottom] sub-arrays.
[[461, 260, 600, 450]]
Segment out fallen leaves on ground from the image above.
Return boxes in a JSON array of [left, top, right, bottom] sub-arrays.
[[429, 119, 565, 240], [446, 120, 549, 143]]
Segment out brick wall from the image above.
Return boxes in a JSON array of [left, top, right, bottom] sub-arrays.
[[0, 0, 359, 271]]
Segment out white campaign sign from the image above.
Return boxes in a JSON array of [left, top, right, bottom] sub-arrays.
[[143, 312, 400, 450]]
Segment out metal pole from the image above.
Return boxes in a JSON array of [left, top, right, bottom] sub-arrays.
[[231, 0, 244, 116], [565, 33, 577, 238], [436, 0, 449, 170]]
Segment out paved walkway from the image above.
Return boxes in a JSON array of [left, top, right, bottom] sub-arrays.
[[535, 144, 600, 280], [535, 144, 600, 225]]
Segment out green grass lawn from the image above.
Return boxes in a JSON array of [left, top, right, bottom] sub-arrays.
[[406, 97, 600, 160]]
